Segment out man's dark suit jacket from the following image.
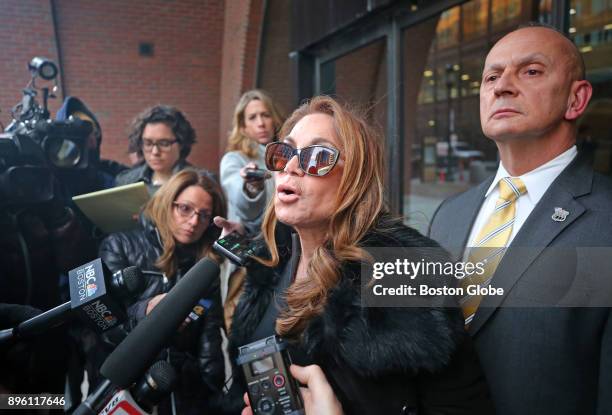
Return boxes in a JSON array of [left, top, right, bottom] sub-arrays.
[[429, 153, 612, 415]]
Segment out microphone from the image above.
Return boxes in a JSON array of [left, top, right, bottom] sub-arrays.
[[123, 360, 178, 413], [100, 258, 219, 388], [74, 360, 177, 415], [0, 259, 142, 343], [109, 265, 143, 297]]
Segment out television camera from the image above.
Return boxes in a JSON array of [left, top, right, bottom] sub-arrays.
[[0, 57, 94, 207]]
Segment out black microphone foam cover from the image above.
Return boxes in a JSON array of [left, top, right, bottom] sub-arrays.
[[148, 360, 177, 394], [100, 258, 219, 388], [121, 266, 143, 294]]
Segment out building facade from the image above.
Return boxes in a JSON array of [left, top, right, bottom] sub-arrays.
[[276, 0, 612, 232], [0, 0, 609, 231]]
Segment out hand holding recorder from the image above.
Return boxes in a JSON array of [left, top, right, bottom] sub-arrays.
[[241, 364, 344, 415]]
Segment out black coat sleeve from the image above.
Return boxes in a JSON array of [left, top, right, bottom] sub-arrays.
[[99, 232, 132, 274], [98, 232, 150, 338]]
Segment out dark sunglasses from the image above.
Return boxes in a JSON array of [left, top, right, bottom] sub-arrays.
[[264, 142, 340, 177]]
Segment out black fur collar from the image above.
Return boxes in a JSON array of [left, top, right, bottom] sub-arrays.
[[229, 217, 465, 377], [301, 262, 465, 377]]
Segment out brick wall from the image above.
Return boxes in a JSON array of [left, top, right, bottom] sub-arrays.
[[0, 0, 61, 129], [0, 0, 291, 173], [0, 0, 224, 172], [54, 0, 224, 170]]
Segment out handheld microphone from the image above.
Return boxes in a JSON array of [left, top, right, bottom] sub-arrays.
[[100, 258, 220, 388], [74, 360, 177, 415], [0, 259, 142, 343], [109, 266, 143, 298]]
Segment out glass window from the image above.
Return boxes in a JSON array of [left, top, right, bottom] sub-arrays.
[[491, 0, 522, 30], [401, 1, 536, 233], [538, 0, 553, 24], [319, 39, 388, 138], [462, 0, 489, 42], [570, 0, 612, 175], [437, 8, 460, 48]]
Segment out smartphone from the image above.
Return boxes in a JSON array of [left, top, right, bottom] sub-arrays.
[[213, 232, 257, 266], [245, 168, 270, 180]]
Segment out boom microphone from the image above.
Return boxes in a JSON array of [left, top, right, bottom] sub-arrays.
[[100, 257, 220, 388], [0, 259, 142, 343]]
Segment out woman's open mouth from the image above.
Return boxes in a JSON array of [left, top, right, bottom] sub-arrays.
[[277, 183, 300, 203]]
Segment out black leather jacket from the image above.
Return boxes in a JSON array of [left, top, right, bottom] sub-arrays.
[[99, 216, 224, 414]]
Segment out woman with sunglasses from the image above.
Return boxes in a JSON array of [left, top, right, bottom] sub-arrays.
[[99, 169, 226, 415], [116, 105, 196, 194], [221, 96, 493, 414]]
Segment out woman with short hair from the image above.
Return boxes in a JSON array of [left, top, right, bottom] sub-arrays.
[[116, 105, 196, 194]]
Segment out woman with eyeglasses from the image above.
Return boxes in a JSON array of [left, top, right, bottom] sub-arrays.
[[116, 105, 196, 194], [221, 96, 493, 415], [100, 169, 226, 415]]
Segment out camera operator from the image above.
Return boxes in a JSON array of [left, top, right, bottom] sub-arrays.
[[0, 58, 120, 403], [55, 96, 128, 196]]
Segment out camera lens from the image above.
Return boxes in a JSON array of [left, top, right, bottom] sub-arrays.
[[39, 62, 58, 80], [28, 57, 58, 81], [46, 137, 81, 168]]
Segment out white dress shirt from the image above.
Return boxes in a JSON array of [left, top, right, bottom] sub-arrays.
[[467, 146, 577, 247]]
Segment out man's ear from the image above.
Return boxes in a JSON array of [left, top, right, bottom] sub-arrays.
[[565, 80, 593, 121]]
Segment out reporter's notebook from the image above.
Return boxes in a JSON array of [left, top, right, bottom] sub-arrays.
[[73, 181, 149, 233]]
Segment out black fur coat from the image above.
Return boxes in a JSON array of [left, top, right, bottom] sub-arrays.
[[226, 216, 494, 415]]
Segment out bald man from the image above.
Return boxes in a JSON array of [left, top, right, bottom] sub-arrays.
[[430, 24, 612, 415]]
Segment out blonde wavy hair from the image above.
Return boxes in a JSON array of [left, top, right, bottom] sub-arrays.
[[260, 96, 386, 339], [226, 89, 285, 159], [144, 169, 226, 277]]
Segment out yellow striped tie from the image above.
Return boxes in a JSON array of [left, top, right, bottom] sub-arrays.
[[461, 177, 527, 326]]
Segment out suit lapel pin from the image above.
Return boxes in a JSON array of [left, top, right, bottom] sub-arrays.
[[551, 207, 569, 222]]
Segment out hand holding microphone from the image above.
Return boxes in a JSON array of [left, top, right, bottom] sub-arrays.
[[0, 260, 143, 343], [73, 257, 220, 414], [145, 293, 167, 316], [99, 257, 220, 389]]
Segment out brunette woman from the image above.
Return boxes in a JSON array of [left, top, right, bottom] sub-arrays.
[[100, 169, 226, 415]]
